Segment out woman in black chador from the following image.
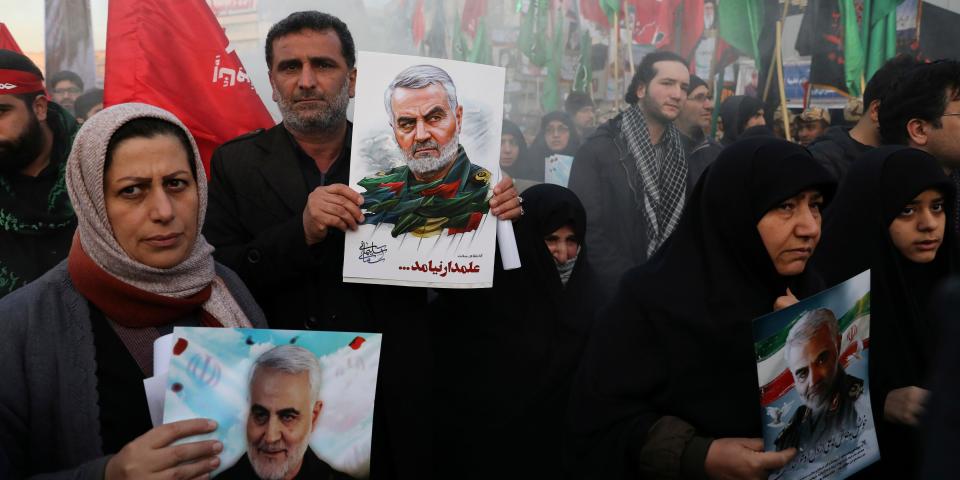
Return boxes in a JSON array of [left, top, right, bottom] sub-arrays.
[[813, 146, 958, 479], [567, 137, 836, 479], [432, 184, 604, 478]]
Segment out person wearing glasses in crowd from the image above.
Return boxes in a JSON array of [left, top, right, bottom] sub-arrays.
[[676, 74, 721, 185]]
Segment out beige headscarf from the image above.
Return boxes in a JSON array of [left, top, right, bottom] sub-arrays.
[[66, 102, 250, 327]]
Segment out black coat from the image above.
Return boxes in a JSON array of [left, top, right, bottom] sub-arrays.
[[567, 115, 704, 291], [807, 125, 873, 181], [431, 185, 606, 479], [812, 146, 958, 479], [568, 138, 835, 479], [203, 123, 432, 480]]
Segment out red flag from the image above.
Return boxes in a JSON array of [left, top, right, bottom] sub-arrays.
[[627, 0, 680, 48], [580, 0, 612, 29], [678, 0, 705, 59], [0, 23, 23, 53], [412, 0, 426, 46], [104, 0, 274, 176], [461, 0, 488, 39]]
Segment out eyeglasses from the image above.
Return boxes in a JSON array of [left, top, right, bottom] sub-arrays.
[[52, 87, 81, 95], [943, 113, 960, 117], [688, 93, 713, 103], [546, 125, 570, 135]]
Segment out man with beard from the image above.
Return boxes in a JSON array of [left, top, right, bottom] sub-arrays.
[[220, 345, 349, 480], [568, 50, 693, 291], [357, 65, 491, 238], [775, 308, 865, 452], [46, 70, 83, 116], [203, 11, 521, 479], [0, 50, 78, 299]]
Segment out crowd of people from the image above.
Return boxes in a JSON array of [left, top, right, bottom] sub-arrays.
[[1, 8, 960, 480]]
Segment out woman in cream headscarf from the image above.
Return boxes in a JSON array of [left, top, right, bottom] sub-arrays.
[[0, 103, 266, 479]]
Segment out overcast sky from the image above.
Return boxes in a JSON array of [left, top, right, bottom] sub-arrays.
[[1, 0, 109, 52]]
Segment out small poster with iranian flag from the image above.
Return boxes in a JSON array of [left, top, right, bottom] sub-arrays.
[[753, 270, 879, 480]]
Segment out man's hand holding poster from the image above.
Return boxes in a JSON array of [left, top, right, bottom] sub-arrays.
[[343, 52, 505, 288]]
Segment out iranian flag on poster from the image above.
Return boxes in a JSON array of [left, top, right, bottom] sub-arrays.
[[752, 270, 879, 480]]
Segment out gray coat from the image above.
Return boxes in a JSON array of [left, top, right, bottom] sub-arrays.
[[0, 261, 267, 479]]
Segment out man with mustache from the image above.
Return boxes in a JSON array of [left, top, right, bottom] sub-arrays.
[[775, 308, 865, 452], [0, 50, 79, 299], [357, 64, 492, 238], [204, 11, 521, 478], [220, 345, 348, 480]]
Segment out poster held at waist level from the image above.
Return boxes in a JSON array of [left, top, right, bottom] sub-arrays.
[[343, 52, 505, 288], [162, 327, 381, 479], [753, 270, 879, 480]]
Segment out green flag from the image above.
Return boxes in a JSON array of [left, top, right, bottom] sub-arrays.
[[467, 17, 493, 64], [573, 30, 593, 94], [717, 0, 764, 63], [452, 9, 467, 61], [865, 0, 901, 79], [542, 12, 564, 112], [841, 0, 902, 96], [600, 0, 621, 23], [840, 0, 865, 95], [518, 0, 549, 66]]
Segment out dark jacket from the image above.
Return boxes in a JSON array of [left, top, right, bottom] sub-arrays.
[[203, 123, 433, 480], [807, 125, 873, 181], [567, 115, 698, 291], [682, 132, 722, 183], [0, 102, 79, 299]]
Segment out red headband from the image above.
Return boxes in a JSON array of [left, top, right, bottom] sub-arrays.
[[0, 69, 46, 95]]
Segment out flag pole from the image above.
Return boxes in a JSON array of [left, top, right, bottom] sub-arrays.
[[614, 10, 621, 111], [775, 19, 791, 142], [627, 7, 636, 76], [762, 0, 791, 103]]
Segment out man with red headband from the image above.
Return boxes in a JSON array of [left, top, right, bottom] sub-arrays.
[[0, 49, 79, 298]]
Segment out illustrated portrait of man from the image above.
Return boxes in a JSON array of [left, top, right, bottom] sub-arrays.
[[357, 64, 492, 238], [220, 345, 348, 480], [775, 308, 865, 453]]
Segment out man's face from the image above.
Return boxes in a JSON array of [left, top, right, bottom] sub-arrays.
[[679, 85, 712, 135], [573, 106, 595, 130], [50, 79, 81, 113], [269, 29, 356, 134], [637, 60, 690, 124], [0, 94, 46, 174], [796, 120, 827, 146], [920, 96, 960, 169], [247, 368, 321, 480], [390, 83, 462, 178], [787, 323, 840, 414]]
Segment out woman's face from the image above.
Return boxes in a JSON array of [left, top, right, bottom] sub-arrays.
[[545, 120, 570, 152], [889, 188, 946, 264], [500, 132, 520, 168], [757, 189, 824, 276], [545, 224, 579, 264], [104, 134, 199, 269]]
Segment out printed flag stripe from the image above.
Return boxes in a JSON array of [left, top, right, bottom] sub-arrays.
[[759, 338, 870, 405], [757, 313, 870, 386], [755, 292, 870, 362]]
